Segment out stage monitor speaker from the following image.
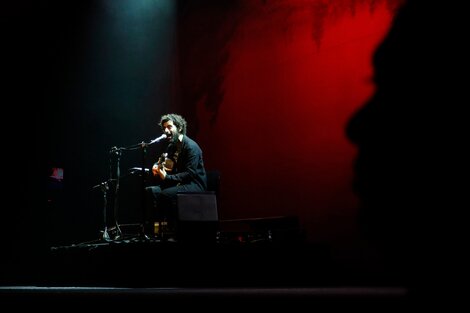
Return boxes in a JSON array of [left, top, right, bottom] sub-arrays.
[[177, 192, 218, 222], [176, 192, 218, 244]]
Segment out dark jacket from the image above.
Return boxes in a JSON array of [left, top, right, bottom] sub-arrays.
[[162, 135, 207, 191]]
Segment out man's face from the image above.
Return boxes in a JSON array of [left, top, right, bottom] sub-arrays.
[[162, 120, 180, 143]]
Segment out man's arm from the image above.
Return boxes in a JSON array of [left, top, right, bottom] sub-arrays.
[[164, 147, 201, 184]]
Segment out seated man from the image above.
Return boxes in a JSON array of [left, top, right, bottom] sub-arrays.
[[145, 113, 207, 239]]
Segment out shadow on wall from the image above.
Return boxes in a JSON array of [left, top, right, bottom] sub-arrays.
[[346, 0, 465, 298]]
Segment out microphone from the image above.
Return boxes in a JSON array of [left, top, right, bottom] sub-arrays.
[[149, 134, 167, 144]]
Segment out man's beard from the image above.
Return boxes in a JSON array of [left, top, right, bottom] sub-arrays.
[[169, 131, 180, 144]]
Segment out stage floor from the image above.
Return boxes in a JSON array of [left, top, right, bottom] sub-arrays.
[[1, 237, 405, 289]]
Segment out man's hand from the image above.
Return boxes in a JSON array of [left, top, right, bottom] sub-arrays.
[[152, 163, 167, 180]]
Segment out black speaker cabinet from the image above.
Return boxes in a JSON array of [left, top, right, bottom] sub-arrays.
[[176, 192, 218, 244]]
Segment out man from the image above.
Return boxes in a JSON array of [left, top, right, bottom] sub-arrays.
[[145, 113, 207, 238]]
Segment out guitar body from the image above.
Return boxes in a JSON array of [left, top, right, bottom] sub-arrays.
[[152, 152, 174, 177]]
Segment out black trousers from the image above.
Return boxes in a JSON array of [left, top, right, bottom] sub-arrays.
[[144, 183, 204, 236]]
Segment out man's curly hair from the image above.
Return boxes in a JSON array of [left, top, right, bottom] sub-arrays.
[[160, 113, 187, 135]]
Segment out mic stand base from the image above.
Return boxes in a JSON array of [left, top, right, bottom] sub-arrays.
[[112, 223, 123, 240], [138, 224, 152, 241], [100, 227, 112, 242]]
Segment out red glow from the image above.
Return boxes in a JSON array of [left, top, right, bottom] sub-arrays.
[[189, 1, 399, 242]]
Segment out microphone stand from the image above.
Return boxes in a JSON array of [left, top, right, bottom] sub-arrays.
[[140, 142, 150, 239], [111, 148, 123, 239], [90, 145, 125, 243], [92, 180, 113, 242]]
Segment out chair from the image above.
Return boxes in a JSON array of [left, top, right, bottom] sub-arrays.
[[176, 170, 220, 243]]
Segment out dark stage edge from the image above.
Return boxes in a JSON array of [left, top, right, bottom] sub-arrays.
[[0, 286, 410, 308], [3, 240, 404, 287]]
